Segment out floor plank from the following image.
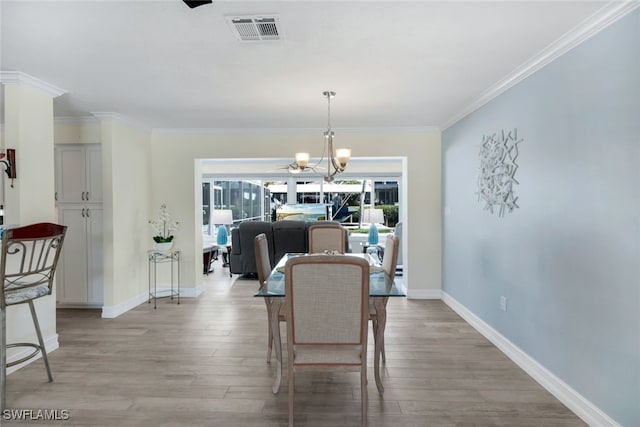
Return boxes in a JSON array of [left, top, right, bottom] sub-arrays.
[[3, 259, 586, 426]]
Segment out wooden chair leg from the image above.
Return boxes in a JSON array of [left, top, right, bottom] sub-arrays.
[[267, 319, 273, 363], [372, 315, 386, 362], [265, 299, 273, 363], [288, 367, 294, 427], [28, 301, 52, 382], [361, 366, 368, 426]]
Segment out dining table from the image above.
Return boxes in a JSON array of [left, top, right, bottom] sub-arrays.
[[254, 252, 406, 394]]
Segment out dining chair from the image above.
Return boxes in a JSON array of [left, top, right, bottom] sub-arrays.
[[1, 223, 67, 411], [254, 233, 285, 363], [308, 222, 347, 253], [369, 234, 399, 363], [285, 254, 370, 427]]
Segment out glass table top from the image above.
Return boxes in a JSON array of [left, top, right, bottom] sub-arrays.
[[254, 252, 406, 298]]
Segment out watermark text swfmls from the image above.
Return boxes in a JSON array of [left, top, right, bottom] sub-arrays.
[[2, 409, 70, 421]]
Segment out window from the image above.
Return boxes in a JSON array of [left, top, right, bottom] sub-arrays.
[[202, 179, 270, 234], [203, 176, 401, 232]]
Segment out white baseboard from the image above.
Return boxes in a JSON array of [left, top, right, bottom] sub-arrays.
[[441, 292, 620, 427], [407, 288, 442, 299], [178, 284, 205, 298], [56, 303, 103, 309], [101, 285, 204, 318], [7, 334, 59, 375], [101, 291, 149, 318]]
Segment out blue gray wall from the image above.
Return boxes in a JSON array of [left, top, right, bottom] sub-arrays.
[[442, 10, 639, 426]]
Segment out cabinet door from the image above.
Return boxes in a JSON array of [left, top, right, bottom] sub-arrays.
[[86, 205, 104, 305], [57, 205, 89, 304], [55, 146, 86, 203], [85, 145, 102, 203]]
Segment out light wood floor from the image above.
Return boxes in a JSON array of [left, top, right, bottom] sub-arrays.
[[5, 259, 585, 426]]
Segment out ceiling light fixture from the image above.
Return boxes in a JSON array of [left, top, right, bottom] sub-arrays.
[[294, 91, 351, 182], [183, 0, 212, 9]]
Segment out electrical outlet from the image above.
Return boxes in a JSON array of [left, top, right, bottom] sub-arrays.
[[500, 296, 507, 312]]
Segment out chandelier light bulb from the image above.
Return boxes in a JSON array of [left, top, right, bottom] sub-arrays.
[[335, 148, 351, 168], [295, 152, 310, 169]]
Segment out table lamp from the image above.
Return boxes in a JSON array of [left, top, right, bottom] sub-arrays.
[[212, 209, 233, 245], [368, 223, 379, 245]]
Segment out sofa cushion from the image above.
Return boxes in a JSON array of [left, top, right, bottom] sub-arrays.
[[272, 220, 308, 261], [229, 220, 350, 276], [229, 221, 275, 275]]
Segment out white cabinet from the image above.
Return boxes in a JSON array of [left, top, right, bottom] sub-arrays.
[[55, 144, 102, 203], [55, 143, 103, 307], [57, 204, 104, 306]]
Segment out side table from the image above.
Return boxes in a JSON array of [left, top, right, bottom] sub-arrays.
[[148, 249, 180, 309]]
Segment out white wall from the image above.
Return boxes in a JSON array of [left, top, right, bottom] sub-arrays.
[[98, 118, 152, 316], [151, 130, 441, 298], [54, 118, 101, 145], [3, 82, 58, 365]]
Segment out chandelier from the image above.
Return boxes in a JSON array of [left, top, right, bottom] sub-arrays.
[[294, 91, 351, 182]]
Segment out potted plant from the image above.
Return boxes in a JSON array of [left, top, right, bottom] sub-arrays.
[[149, 204, 179, 252]]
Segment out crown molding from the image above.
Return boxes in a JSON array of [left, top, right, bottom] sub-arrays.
[[152, 126, 439, 136], [337, 126, 440, 135], [54, 116, 100, 125], [153, 127, 323, 136], [0, 71, 66, 97], [90, 112, 150, 133], [441, 1, 640, 130]]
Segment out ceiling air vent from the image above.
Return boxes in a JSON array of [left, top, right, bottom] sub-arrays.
[[226, 15, 282, 42]]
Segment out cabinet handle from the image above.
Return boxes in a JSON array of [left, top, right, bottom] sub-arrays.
[[86, 192, 90, 201], [81, 191, 86, 201], [82, 208, 86, 217], [86, 208, 90, 217], [55, 192, 58, 201]]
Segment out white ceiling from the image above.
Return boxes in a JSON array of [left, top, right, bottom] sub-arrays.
[[1, 1, 613, 131]]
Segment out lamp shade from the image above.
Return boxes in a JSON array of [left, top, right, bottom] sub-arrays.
[[363, 208, 385, 225], [212, 209, 233, 225], [295, 152, 310, 169], [335, 148, 351, 168]]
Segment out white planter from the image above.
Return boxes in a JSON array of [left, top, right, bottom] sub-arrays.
[[154, 241, 173, 252]]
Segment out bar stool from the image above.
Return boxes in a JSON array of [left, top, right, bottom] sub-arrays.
[[1, 223, 67, 411]]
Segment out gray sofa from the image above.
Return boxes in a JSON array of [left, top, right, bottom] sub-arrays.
[[229, 220, 348, 276]]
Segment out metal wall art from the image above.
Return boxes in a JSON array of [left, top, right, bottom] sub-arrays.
[[477, 129, 522, 217]]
